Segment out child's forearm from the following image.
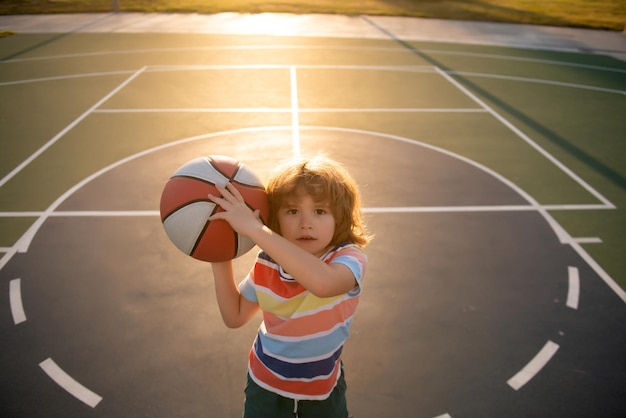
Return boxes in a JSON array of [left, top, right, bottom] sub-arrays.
[[208, 183, 356, 297], [211, 261, 258, 328], [247, 224, 356, 298]]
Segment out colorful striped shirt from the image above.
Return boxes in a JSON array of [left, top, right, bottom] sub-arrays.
[[238, 242, 367, 400]]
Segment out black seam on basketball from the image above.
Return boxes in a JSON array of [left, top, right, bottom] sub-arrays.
[[171, 175, 218, 186], [230, 162, 242, 184], [162, 198, 215, 222], [230, 179, 266, 190], [190, 219, 211, 257], [189, 203, 222, 257], [207, 156, 240, 180]]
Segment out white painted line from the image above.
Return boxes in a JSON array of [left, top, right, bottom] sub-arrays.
[[5, 45, 623, 75], [4, 124, 622, 307], [0, 203, 612, 219], [569, 240, 626, 303], [0, 67, 147, 189], [573, 237, 603, 244], [0, 70, 137, 87], [49, 210, 160, 217], [364, 205, 536, 213], [9, 278, 26, 324], [434, 66, 615, 209], [93, 107, 486, 113], [567, 267, 580, 309], [0, 247, 12, 252], [95, 107, 292, 113], [0, 212, 45, 217], [3, 45, 414, 63], [447, 71, 626, 95], [507, 340, 559, 390], [433, 414, 452, 418], [148, 63, 436, 72], [0, 244, 19, 271], [39, 358, 102, 408], [301, 107, 486, 113], [290, 66, 301, 157], [422, 49, 626, 74]]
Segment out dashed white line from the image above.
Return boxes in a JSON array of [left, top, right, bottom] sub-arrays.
[[567, 267, 580, 309], [39, 358, 103, 408], [507, 340, 560, 390], [9, 278, 27, 324]]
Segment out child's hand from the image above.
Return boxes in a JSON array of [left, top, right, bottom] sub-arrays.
[[208, 182, 263, 238]]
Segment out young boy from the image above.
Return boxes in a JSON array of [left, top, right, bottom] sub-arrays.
[[208, 155, 371, 418]]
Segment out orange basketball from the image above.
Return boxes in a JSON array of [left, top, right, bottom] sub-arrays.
[[160, 155, 269, 262]]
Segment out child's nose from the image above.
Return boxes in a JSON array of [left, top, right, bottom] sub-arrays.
[[300, 214, 313, 229]]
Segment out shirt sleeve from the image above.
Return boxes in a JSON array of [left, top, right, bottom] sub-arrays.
[[329, 245, 368, 289], [238, 274, 258, 303]]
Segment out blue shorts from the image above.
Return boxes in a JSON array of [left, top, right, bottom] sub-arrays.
[[243, 367, 348, 418]]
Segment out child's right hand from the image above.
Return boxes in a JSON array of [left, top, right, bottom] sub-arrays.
[[207, 182, 264, 239]]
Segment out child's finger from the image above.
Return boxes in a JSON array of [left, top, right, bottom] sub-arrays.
[[213, 183, 236, 202], [225, 182, 245, 201]]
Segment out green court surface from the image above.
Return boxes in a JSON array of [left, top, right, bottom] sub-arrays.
[[1, 32, 625, 289]]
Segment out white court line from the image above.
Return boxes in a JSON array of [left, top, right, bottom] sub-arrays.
[[4, 45, 623, 75], [422, 49, 626, 74], [0, 70, 137, 87], [567, 266, 580, 309], [9, 278, 27, 324], [570, 240, 626, 303], [433, 414, 452, 418], [39, 358, 102, 408], [1, 45, 411, 63], [507, 340, 560, 390], [93, 107, 486, 113], [147, 63, 437, 73], [434, 67, 615, 209], [447, 71, 626, 95], [0, 203, 613, 218], [0, 244, 19, 271], [290, 66, 301, 157], [3, 124, 622, 304], [573, 237, 603, 244], [0, 67, 147, 189], [364, 205, 577, 213]]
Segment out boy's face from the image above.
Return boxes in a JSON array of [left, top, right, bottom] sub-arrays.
[[276, 192, 336, 258]]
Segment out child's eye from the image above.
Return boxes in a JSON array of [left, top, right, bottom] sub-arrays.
[[287, 209, 298, 215], [315, 209, 327, 215]]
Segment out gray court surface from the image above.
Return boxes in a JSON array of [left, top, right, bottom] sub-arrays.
[[1, 13, 625, 418]]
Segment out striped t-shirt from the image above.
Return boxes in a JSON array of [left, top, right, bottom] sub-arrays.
[[238, 242, 367, 400]]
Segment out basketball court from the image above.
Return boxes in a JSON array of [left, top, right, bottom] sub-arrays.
[[1, 13, 625, 417]]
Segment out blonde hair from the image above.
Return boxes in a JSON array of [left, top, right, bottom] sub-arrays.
[[265, 155, 371, 248]]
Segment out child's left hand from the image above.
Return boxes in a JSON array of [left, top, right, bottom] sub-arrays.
[[208, 182, 263, 238]]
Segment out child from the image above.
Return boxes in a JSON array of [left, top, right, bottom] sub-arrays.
[[208, 155, 371, 418]]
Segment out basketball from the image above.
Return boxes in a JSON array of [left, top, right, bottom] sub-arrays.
[[160, 155, 269, 262]]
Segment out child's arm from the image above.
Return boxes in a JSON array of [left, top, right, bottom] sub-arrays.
[[211, 260, 259, 328], [209, 183, 357, 298]]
